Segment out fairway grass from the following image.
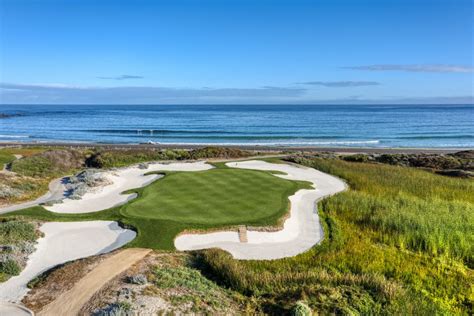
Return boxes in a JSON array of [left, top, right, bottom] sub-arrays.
[[3, 164, 311, 250]]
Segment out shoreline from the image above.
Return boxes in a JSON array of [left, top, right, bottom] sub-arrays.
[[0, 141, 468, 154]]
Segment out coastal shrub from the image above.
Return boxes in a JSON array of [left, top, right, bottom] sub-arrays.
[[86, 149, 189, 168], [342, 154, 370, 163], [11, 155, 52, 177], [0, 219, 37, 244], [11, 149, 85, 177], [188, 146, 252, 159], [291, 301, 312, 316], [0, 184, 23, 199], [0, 258, 21, 276], [86, 146, 252, 168], [93, 302, 132, 316], [126, 274, 147, 285]]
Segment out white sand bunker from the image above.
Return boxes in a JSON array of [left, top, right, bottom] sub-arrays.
[[174, 160, 346, 260], [0, 221, 135, 302], [45, 161, 213, 213]]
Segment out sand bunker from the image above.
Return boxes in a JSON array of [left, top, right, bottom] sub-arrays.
[[174, 160, 346, 260], [0, 221, 135, 302], [45, 161, 213, 213]]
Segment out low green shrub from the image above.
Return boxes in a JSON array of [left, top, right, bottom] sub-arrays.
[[291, 301, 311, 316], [0, 259, 21, 276], [0, 219, 37, 244]]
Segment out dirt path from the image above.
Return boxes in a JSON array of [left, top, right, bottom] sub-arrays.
[[38, 248, 151, 316]]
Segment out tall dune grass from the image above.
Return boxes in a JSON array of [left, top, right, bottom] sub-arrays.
[[196, 158, 473, 315]]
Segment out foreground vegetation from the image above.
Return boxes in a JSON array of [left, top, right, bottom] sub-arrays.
[[194, 158, 473, 314], [2, 148, 472, 314], [0, 218, 40, 281]]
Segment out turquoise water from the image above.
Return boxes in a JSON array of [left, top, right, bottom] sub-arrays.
[[0, 104, 473, 148]]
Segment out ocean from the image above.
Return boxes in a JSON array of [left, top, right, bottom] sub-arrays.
[[0, 104, 473, 148]]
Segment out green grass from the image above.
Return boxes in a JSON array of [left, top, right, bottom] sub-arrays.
[[0, 147, 49, 166], [4, 164, 310, 250], [0, 151, 16, 166], [123, 168, 306, 226], [194, 158, 473, 315]]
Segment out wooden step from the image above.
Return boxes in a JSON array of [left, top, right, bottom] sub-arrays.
[[238, 225, 248, 243]]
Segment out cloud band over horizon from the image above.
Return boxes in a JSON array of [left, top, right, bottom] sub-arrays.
[[344, 64, 474, 73], [0, 82, 472, 105]]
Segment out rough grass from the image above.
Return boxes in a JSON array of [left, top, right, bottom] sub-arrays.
[[0, 147, 48, 166], [0, 219, 37, 244], [194, 158, 473, 315], [0, 151, 15, 166]]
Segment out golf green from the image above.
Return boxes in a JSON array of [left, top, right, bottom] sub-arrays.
[[121, 168, 310, 226]]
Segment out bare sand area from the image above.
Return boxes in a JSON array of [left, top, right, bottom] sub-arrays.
[[0, 221, 135, 303], [45, 161, 213, 213]]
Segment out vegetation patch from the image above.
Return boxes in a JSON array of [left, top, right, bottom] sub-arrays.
[[195, 158, 473, 315], [0, 218, 40, 282], [86, 146, 253, 168]]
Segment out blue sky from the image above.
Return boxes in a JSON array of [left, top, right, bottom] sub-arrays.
[[0, 0, 472, 104]]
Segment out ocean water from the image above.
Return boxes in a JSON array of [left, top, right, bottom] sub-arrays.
[[0, 104, 473, 148]]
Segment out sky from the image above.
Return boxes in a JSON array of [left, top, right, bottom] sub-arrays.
[[0, 0, 473, 104]]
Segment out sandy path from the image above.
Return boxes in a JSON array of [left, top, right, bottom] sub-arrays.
[[0, 177, 68, 214], [0, 221, 136, 303], [38, 248, 151, 316], [174, 160, 347, 260], [45, 161, 213, 213]]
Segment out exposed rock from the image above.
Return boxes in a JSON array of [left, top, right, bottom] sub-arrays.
[[138, 163, 148, 170], [0, 113, 22, 119], [65, 170, 112, 200]]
